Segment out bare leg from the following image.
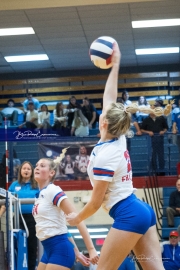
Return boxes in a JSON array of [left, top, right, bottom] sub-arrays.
[[37, 262, 70, 270], [37, 262, 47, 270], [133, 225, 164, 270], [97, 228, 142, 270]]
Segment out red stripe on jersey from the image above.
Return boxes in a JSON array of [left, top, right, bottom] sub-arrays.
[[93, 169, 114, 175], [53, 192, 66, 206]]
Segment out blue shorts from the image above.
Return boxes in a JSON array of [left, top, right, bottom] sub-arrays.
[[109, 194, 156, 235], [41, 234, 75, 268]]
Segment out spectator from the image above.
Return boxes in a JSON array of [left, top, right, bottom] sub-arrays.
[[19, 101, 38, 129], [141, 100, 168, 175], [38, 104, 51, 130], [22, 93, 40, 112], [122, 90, 131, 105], [71, 109, 89, 137], [172, 99, 180, 115], [172, 107, 180, 160], [166, 179, 180, 227], [154, 98, 164, 108], [52, 102, 70, 136], [81, 97, 99, 129], [75, 146, 90, 180], [8, 161, 39, 270], [161, 230, 180, 270], [136, 96, 150, 124], [0, 99, 23, 126], [67, 96, 81, 128]]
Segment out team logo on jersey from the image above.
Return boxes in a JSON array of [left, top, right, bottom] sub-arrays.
[[32, 204, 39, 215], [124, 150, 132, 173]]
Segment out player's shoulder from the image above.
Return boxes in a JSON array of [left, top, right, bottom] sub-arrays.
[[47, 183, 62, 193]]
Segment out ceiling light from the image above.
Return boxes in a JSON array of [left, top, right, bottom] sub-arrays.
[[0, 27, 35, 36], [4, 54, 49, 62], [69, 228, 109, 233], [135, 47, 179, 55], [74, 234, 107, 239], [132, 19, 180, 28]]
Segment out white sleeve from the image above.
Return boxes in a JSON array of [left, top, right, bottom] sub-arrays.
[[47, 184, 67, 207], [93, 147, 121, 182], [38, 113, 42, 124]]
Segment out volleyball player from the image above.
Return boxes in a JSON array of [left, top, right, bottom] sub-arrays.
[[33, 158, 98, 270], [66, 43, 165, 270]]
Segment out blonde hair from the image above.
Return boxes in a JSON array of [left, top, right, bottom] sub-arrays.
[[74, 109, 89, 128], [105, 101, 173, 137]]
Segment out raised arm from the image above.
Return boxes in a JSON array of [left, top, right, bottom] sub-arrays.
[[103, 42, 121, 113]]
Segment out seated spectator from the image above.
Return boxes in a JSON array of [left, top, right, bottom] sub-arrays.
[[52, 102, 70, 136], [38, 104, 51, 131], [161, 230, 180, 270], [67, 96, 81, 128], [81, 97, 99, 129], [166, 179, 180, 227], [0, 99, 23, 126], [71, 109, 89, 137], [22, 93, 40, 112], [136, 96, 150, 124], [19, 102, 38, 129], [122, 90, 131, 105]]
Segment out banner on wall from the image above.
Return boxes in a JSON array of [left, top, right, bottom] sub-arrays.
[[38, 141, 97, 181]]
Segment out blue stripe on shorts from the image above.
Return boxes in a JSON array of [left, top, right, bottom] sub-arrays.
[[41, 233, 75, 268], [109, 194, 156, 235]]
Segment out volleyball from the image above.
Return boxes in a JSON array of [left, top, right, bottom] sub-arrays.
[[89, 36, 116, 69]]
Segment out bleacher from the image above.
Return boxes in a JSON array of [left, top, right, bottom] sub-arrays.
[[0, 70, 179, 128], [1, 71, 178, 126], [162, 187, 179, 239]]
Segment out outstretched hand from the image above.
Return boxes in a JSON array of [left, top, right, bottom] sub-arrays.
[[111, 42, 121, 67]]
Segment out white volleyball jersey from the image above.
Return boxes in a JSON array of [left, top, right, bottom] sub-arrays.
[[75, 155, 90, 173], [87, 135, 136, 213], [32, 183, 68, 241]]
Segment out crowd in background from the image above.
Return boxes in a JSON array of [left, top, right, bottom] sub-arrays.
[[0, 91, 179, 138]]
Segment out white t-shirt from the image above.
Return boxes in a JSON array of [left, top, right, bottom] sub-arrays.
[[76, 155, 90, 173], [87, 135, 136, 212], [38, 111, 50, 124], [32, 183, 68, 241], [1, 107, 23, 115], [26, 110, 38, 126], [72, 117, 89, 137]]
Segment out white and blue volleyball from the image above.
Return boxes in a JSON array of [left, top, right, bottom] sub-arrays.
[[89, 36, 116, 69]]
